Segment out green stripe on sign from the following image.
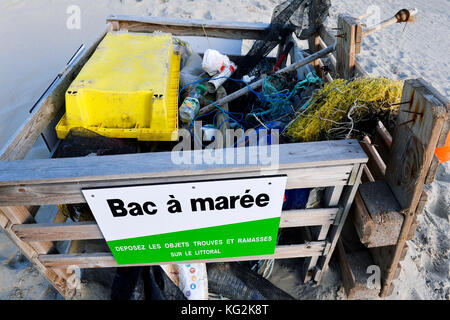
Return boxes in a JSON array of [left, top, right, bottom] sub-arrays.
[[107, 217, 281, 265]]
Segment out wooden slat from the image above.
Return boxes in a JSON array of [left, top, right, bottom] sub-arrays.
[[0, 214, 69, 297], [0, 25, 110, 161], [0, 142, 366, 206], [0, 141, 366, 185], [385, 79, 448, 211], [107, 15, 269, 40], [13, 221, 102, 242], [406, 218, 419, 240], [14, 208, 339, 242], [357, 181, 403, 248], [379, 79, 448, 297], [280, 208, 338, 228], [424, 155, 440, 185], [0, 211, 8, 228], [39, 242, 327, 269], [0, 167, 353, 206], [302, 185, 343, 283], [350, 191, 373, 245]]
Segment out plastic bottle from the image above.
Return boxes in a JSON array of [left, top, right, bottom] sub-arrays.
[[179, 84, 206, 123]]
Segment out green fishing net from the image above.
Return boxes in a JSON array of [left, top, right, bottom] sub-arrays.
[[286, 77, 403, 142]]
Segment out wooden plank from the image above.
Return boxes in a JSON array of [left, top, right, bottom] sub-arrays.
[[106, 15, 269, 40], [357, 181, 404, 247], [380, 79, 448, 298], [0, 211, 8, 228], [0, 141, 366, 185], [13, 221, 102, 242], [14, 208, 339, 242], [0, 25, 110, 161], [0, 216, 69, 297], [39, 242, 328, 269], [308, 33, 323, 79], [406, 218, 419, 240], [350, 191, 373, 245], [279, 208, 338, 228], [415, 191, 428, 215], [385, 79, 448, 212], [0, 143, 366, 207], [0, 167, 353, 206], [359, 136, 386, 180], [424, 155, 439, 185]]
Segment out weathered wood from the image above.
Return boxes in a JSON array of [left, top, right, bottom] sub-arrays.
[[279, 208, 338, 228], [0, 211, 8, 228], [308, 33, 323, 78], [424, 155, 440, 185], [106, 15, 270, 40], [358, 181, 403, 247], [39, 242, 328, 269], [315, 163, 365, 282], [350, 191, 373, 245], [415, 191, 428, 215], [380, 79, 448, 297], [0, 165, 355, 207], [0, 142, 366, 206], [0, 25, 109, 161], [385, 79, 448, 212], [336, 15, 362, 79], [406, 218, 419, 240], [14, 208, 337, 242]]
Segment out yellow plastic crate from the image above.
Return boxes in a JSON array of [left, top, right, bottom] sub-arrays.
[[56, 31, 180, 141]]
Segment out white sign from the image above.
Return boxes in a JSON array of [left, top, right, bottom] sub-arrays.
[[82, 175, 287, 242]]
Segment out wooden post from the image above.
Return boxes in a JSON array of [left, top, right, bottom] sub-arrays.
[[336, 15, 362, 79], [378, 79, 449, 297], [308, 33, 324, 79]]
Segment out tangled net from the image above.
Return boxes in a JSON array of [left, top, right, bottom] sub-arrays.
[[286, 77, 403, 142]]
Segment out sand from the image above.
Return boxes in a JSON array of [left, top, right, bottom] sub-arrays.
[[0, 0, 448, 300]]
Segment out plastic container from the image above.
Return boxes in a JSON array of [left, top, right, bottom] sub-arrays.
[[55, 32, 181, 141], [179, 84, 206, 123]]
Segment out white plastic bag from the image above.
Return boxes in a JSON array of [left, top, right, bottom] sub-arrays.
[[202, 49, 231, 76]]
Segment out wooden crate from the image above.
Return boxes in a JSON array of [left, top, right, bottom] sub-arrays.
[[0, 14, 447, 300], [0, 15, 369, 299]]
